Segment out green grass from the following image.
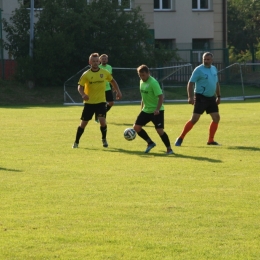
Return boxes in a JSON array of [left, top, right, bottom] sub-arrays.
[[1, 101, 260, 259]]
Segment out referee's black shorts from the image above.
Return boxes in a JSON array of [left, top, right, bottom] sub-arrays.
[[193, 93, 219, 114]]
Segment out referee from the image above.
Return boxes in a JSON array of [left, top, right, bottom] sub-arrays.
[[175, 52, 221, 146]]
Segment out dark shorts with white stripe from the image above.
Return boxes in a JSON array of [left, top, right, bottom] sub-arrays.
[[80, 102, 106, 121], [135, 110, 164, 129]]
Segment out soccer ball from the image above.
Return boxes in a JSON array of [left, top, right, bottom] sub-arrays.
[[124, 128, 136, 141]]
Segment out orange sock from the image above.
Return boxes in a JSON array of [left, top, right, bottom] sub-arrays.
[[180, 121, 194, 139], [208, 122, 218, 143]]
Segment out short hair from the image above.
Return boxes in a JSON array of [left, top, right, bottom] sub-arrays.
[[203, 52, 213, 58], [100, 54, 108, 59], [89, 53, 99, 60], [137, 64, 149, 74]]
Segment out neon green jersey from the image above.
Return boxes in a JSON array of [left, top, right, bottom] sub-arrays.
[[140, 76, 164, 113], [78, 68, 113, 104], [99, 64, 112, 91]]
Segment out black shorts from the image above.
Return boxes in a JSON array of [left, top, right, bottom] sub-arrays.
[[80, 103, 106, 121], [135, 110, 164, 129], [106, 89, 114, 102], [194, 93, 219, 114]]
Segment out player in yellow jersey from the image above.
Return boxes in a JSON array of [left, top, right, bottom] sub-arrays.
[[72, 53, 122, 148], [95, 54, 114, 122]]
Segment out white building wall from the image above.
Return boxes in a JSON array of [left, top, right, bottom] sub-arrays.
[[153, 0, 219, 43], [133, 0, 154, 29], [1, 0, 226, 60]]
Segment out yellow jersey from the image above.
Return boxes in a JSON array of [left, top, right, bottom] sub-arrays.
[[78, 68, 113, 104]]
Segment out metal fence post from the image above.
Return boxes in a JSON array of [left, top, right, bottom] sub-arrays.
[[239, 63, 245, 100]]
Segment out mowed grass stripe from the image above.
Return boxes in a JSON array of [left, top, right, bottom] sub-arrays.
[[0, 101, 260, 259]]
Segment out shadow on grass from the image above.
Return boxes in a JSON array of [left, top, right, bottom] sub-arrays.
[[100, 147, 222, 163], [227, 146, 260, 152], [0, 105, 72, 109], [111, 122, 154, 128], [0, 167, 23, 172]]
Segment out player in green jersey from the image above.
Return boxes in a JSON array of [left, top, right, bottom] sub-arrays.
[[72, 53, 122, 149], [133, 65, 173, 154]]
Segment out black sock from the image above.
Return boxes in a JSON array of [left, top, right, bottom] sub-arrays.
[[160, 132, 171, 148], [106, 105, 112, 112], [75, 126, 84, 143], [137, 129, 153, 143], [100, 125, 107, 139]]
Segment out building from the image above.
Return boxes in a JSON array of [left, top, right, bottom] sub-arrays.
[[133, 0, 228, 63], [1, 0, 227, 63]]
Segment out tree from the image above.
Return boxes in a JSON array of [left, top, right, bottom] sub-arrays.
[[2, 1, 30, 58], [228, 0, 260, 62], [3, 0, 179, 86]]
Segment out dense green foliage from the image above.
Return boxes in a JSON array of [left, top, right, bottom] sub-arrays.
[[2, 0, 178, 86], [228, 0, 260, 62]]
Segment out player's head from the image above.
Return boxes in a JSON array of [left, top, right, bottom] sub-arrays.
[[137, 64, 150, 82], [202, 52, 213, 68], [99, 54, 108, 65], [89, 53, 100, 68]]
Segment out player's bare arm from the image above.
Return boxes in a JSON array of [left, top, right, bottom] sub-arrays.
[[110, 79, 122, 100], [216, 82, 221, 104], [154, 94, 163, 115], [78, 85, 89, 101], [187, 82, 194, 105], [141, 100, 144, 110]]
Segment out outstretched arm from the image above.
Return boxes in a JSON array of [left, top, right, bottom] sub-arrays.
[[110, 79, 122, 100]]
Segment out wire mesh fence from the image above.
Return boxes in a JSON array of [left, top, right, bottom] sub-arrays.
[[63, 64, 193, 104]]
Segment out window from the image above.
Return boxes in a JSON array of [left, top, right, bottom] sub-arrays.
[[23, 0, 42, 9], [154, 0, 174, 10], [87, 0, 132, 9], [192, 39, 210, 62], [118, 0, 132, 9], [192, 39, 210, 50], [192, 0, 210, 10], [155, 39, 175, 50]]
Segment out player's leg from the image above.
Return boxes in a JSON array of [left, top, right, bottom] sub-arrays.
[[105, 89, 114, 113], [152, 111, 173, 154], [133, 112, 156, 153], [95, 90, 114, 122], [207, 98, 220, 145], [175, 113, 200, 146], [72, 104, 92, 148], [96, 103, 108, 147], [94, 114, 99, 123], [175, 94, 204, 146]]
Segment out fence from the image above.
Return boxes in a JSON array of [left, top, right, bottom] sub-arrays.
[[63, 62, 260, 105], [0, 60, 259, 102], [63, 64, 193, 104]]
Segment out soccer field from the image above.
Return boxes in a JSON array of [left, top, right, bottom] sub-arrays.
[[1, 101, 260, 259]]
